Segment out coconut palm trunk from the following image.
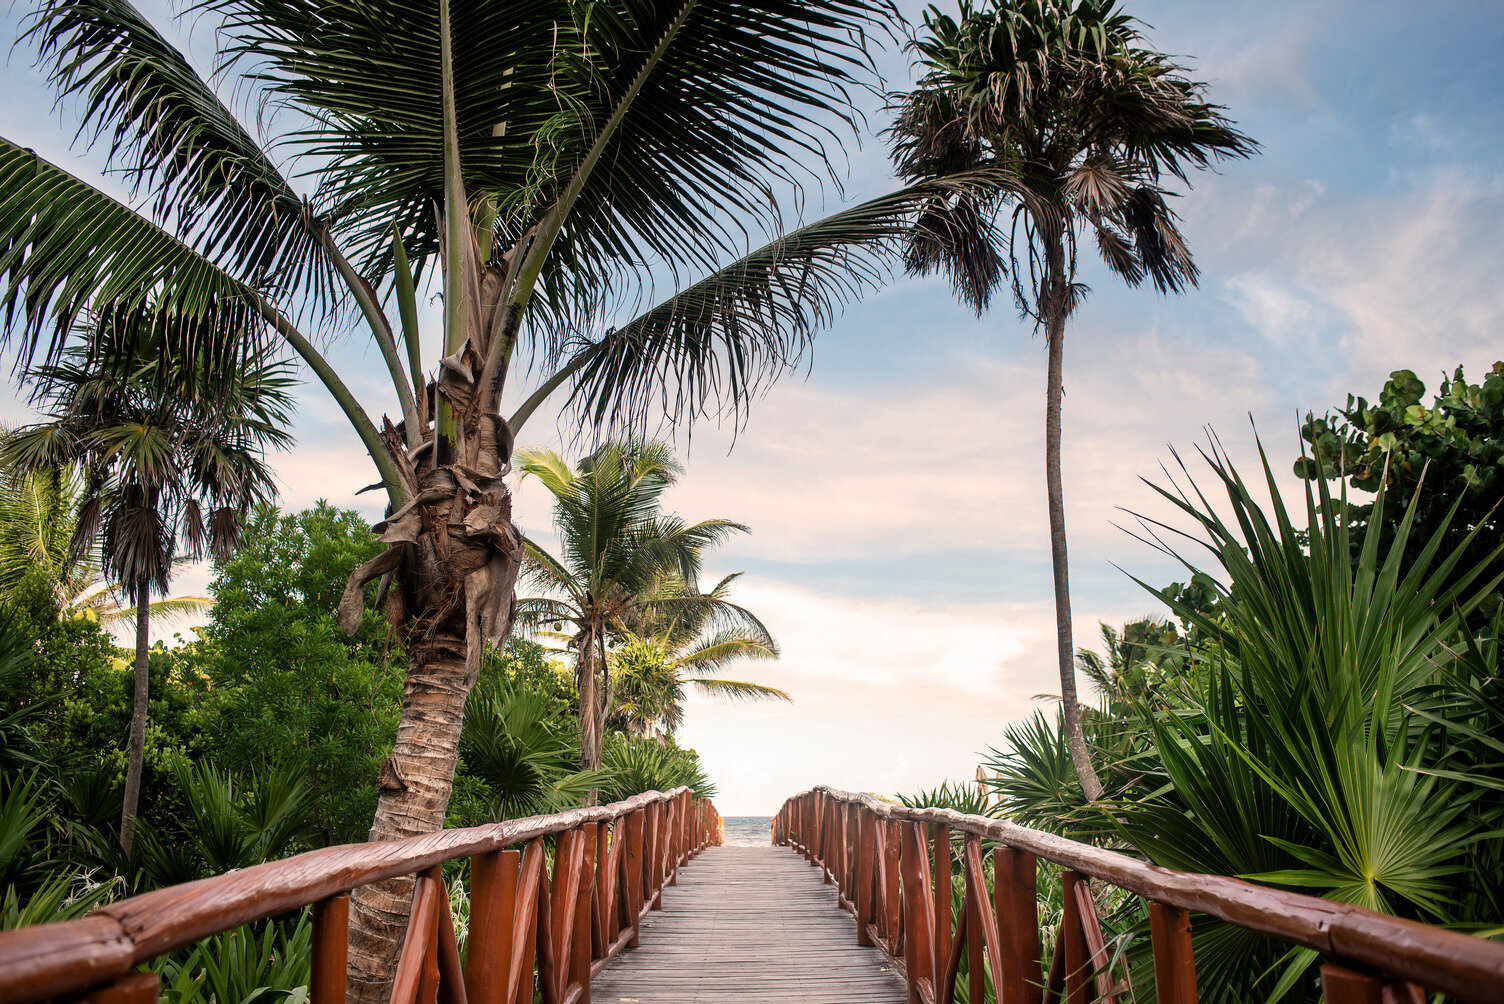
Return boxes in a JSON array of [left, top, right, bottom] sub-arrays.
[[579, 621, 604, 776], [119, 578, 151, 855], [1041, 232, 1102, 802]]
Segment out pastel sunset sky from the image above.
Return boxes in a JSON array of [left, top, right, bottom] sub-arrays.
[[3, 1, 1501, 814]]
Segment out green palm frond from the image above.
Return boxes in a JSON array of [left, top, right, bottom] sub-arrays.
[[684, 677, 789, 703], [23, 0, 329, 305], [0, 139, 262, 360], [106, 594, 213, 626], [549, 171, 1029, 431], [673, 628, 779, 675]]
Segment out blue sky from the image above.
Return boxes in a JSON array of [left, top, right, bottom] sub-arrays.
[[3, 1, 1503, 814]]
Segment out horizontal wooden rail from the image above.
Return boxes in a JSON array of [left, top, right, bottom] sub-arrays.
[[0, 788, 723, 1004], [776, 786, 1504, 1004]]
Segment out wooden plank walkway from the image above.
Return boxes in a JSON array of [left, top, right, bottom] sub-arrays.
[[591, 845, 908, 1002]]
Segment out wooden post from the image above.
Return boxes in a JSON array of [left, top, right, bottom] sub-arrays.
[[436, 887, 469, 1004], [965, 854, 984, 1004], [879, 819, 902, 951], [592, 822, 612, 958], [622, 809, 645, 947], [1321, 963, 1384, 1004], [899, 821, 934, 1004], [393, 868, 443, 1004], [996, 846, 1041, 1004], [647, 800, 664, 909], [1149, 901, 1197, 1003], [570, 823, 596, 1004], [467, 850, 518, 1004], [666, 797, 679, 886], [932, 825, 952, 988], [855, 807, 876, 946], [311, 894, 349, 1004], [509, 841, 546, 1004], [1060, 870, 1090, 1004], [1319, 963, 1423, 1004]]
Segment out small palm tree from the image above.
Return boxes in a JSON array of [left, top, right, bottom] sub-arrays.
[[517, 441, 746, 776], [0, 458, 213, 624], [3, 322, 292, 853], [610, 574, 786, 739], [889, 0, 1255, 799]]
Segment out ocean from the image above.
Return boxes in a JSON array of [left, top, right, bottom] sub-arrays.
[[719, 816, 774, 847]]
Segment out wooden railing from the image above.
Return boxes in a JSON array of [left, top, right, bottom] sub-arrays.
[[0, 787, 722, 1004], [776, 786, 1504, 1004]]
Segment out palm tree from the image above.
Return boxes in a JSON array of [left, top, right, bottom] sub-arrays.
[[3, 322, 292, 854], [888, 0, 1255, 798], [516, 441, 745, 777], [1, 1, 1031, 986], [609, 574, 786, 739], [0, 452, 212, 624]]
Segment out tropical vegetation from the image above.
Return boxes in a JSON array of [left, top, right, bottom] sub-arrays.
[[518, 440, 785, 774], [919, 396, 1504, 1000]]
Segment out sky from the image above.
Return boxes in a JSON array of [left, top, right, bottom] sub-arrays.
[[3, 1, 1503, 815]]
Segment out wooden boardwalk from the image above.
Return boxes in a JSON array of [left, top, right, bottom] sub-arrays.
[[591, 845, 908, 1002]]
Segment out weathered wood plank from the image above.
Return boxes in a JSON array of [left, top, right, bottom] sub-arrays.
[[592, 846, 907, 1002]]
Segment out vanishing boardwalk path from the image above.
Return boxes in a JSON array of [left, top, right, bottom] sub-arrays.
[[591, 845, 908, 1003]]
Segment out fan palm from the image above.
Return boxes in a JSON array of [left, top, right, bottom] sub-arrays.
[[2, 323, 292, 855], [517, 440, 745, 775], [1114, 440, 1504, 998], [609, 573, 785, 739], [2, 1, 1032, 985], [889, 0, 1255, 798]]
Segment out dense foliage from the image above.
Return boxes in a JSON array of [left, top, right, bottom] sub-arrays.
[[917, 394, 1504, 1001], [1297, 362, 1504, 617], [0, 500, 715, 940]]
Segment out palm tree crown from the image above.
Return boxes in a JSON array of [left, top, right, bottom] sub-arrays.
[[2, 320, 293, 852], [890, 0, 1255, 311], [610, 572, 786, 740]]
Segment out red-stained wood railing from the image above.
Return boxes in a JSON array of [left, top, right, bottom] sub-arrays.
[[775, 787, 1504, 1004], [0, 787, 723, 1004]]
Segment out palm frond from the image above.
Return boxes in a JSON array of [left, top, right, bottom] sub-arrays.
[[0, 138, 264, 364], [685, 677, 790, 703], [23, 0, 329, 305], [554, 172, 1027, 431]]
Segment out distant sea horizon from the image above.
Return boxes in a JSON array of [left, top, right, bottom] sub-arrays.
[[720, 816, 773, 847]]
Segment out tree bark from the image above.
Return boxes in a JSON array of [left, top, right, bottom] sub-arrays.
[[578, 622, 604, 781], [119, 580, 151, 855], [346, 640, 470, 1004], [1042, 234, 1104, 803], [338, 384, 524, 1003]]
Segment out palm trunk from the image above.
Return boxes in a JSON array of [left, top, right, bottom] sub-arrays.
[[340, 424, 524, 1004], [1042, 234, 1104, 803], [119, 580, 150, 855], [346, 640, 470, 1003], [578, 623, 604, 781]]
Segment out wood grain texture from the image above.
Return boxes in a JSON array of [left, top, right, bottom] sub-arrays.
[[592, 846, 907, 1003]]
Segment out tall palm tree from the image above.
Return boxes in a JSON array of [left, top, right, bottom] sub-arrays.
[[1, 1, 1032, 986], [516, 441, 745, 777], [3, 321, 292, 854], [609, 573, 786, 739], [888, 0, 1254, 798]]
